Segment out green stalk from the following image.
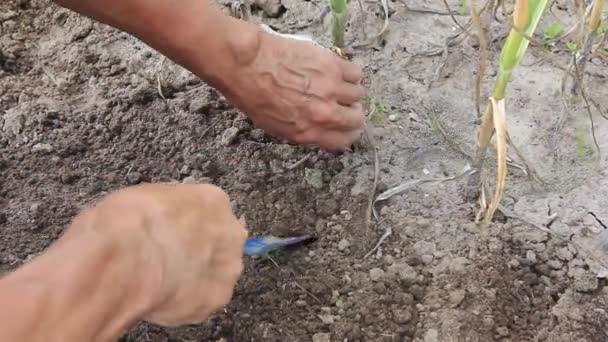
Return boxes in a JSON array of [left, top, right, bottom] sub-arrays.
[[492, 0, 549, 100], [329, 0, 347, 47]]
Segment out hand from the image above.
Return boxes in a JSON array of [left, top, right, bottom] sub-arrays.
[[66, 183, 248, 327], [215, 30, 367, 151]]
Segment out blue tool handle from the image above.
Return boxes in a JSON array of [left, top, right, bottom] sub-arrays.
[[244, 235, 315, 256]]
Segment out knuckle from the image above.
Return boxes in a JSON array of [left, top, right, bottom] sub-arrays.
[[293, 130, 319, 145], [310, 105, 334, 125], [197, 184, 229, 203]]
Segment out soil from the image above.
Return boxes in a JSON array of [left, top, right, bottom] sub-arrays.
[[2, 0, 608, 341]]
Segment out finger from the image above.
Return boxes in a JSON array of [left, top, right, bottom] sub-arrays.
[[335, 82, 365, 105], [338, 58, 364, 83], [316, 127, 364, 151], [331, 101, 366, 131]]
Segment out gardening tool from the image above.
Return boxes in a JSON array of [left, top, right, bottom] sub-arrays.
[[243, 234, 317, 256]]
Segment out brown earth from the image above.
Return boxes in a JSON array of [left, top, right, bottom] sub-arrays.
[[2, 0, 608, 341]]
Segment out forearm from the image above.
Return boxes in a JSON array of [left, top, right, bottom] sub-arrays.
[[53, 0, 260, 85], [0, 225, 157, 342]]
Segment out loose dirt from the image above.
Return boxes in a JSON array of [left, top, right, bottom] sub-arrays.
[[2, 0, 608, 341]]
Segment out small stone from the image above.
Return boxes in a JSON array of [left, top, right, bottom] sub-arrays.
[[422, 254, 434, 265], [414, 240, 436, 256], [126, 172, 142, 185], [449, 257, 470, 273], [295, 300, 307, 307], [312, 333, 331, 342], [179, 165, 190, 175], [509, 258, 520, 269], [496, 326, 509, 337], [220, 127, 239, 146], [30, 203, 42, 216], [188, 96, 210, 113], [60, 172, 80, 185], [387, 263, 418, 284], [547, 259, 563, 270], [383, 255, 395, 265], [338, 239, 350, 251], [557, 247, 574, 261], [449, 289, 466, 307], [369, 268, 385, 282], [424, 329, 439, 342], [318, 313, 334, 324], [572, 269, 599, 292], [182, 176, 196, 184], [32, 143, 53, 153], [304, 168, 324, 189], [512, 228, 549, 244], [392, 308, 412, 323], [250, 128, 265, 141], [526, 250, 537, 264], [388, 114, 398, 122], [2, 106, 25, 136]]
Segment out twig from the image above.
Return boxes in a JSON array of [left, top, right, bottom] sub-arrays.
[[374, 164, 476, 204], [573, 57, 602, 158], [292, 281, 323, 304], [363, 222, 392, 259], [266, 255, 323, 304], [351, 0, 390, 48], [199, 116, 222, 138], [364, 126, 379, 229], [440, 0, 466, 31], [286, 152, 313, 170], [427, 111, 473, 160], [401, 1, 466, 16]]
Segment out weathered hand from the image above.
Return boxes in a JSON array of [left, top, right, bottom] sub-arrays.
[[215, 30, 367, 150], [65, 183, 248, 327]]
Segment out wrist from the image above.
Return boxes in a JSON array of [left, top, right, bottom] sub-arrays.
[[168, 9, 262, 90], [0, 211, 161, 341]]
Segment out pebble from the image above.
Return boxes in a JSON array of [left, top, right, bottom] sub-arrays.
[[513, 229, 549, 244], [387, 263, 418, 284], [188, 96, 211, 113], [572, 269, 599, 292], [182, 176, 196, 184], [422, 254, 434, 265], [449, 257, 470, 272], [32, 143, 53, 153], [60, 172, 79, 185], [388, 114, 398, 122], [30, 202, 42, 215], [2, 106, 25, 136], [220, 127, 239, 146], [249, 128, 265, 141], [414, 241, 436, 256], [449, 289, 466, 307], [424, 329, 439, 342], [126, 172, 142, 185], [312, 333, 331, 342], [295, 300, 307, 307], [383, 255, 395, 265], [338, 239, 350, 251], [369, 268, 385, 282], [304, 168, 324, 189], [557, 247, 574, 261], [392, 308, 412, 323], [318, 313, 334, 324], [526, 250, 537, 264], [496, 326, 509, 337], [547, 259, 562, 270], [509, 258, 520, 269]]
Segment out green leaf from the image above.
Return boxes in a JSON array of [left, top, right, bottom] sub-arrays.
[[543, 23, 563, 42]]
